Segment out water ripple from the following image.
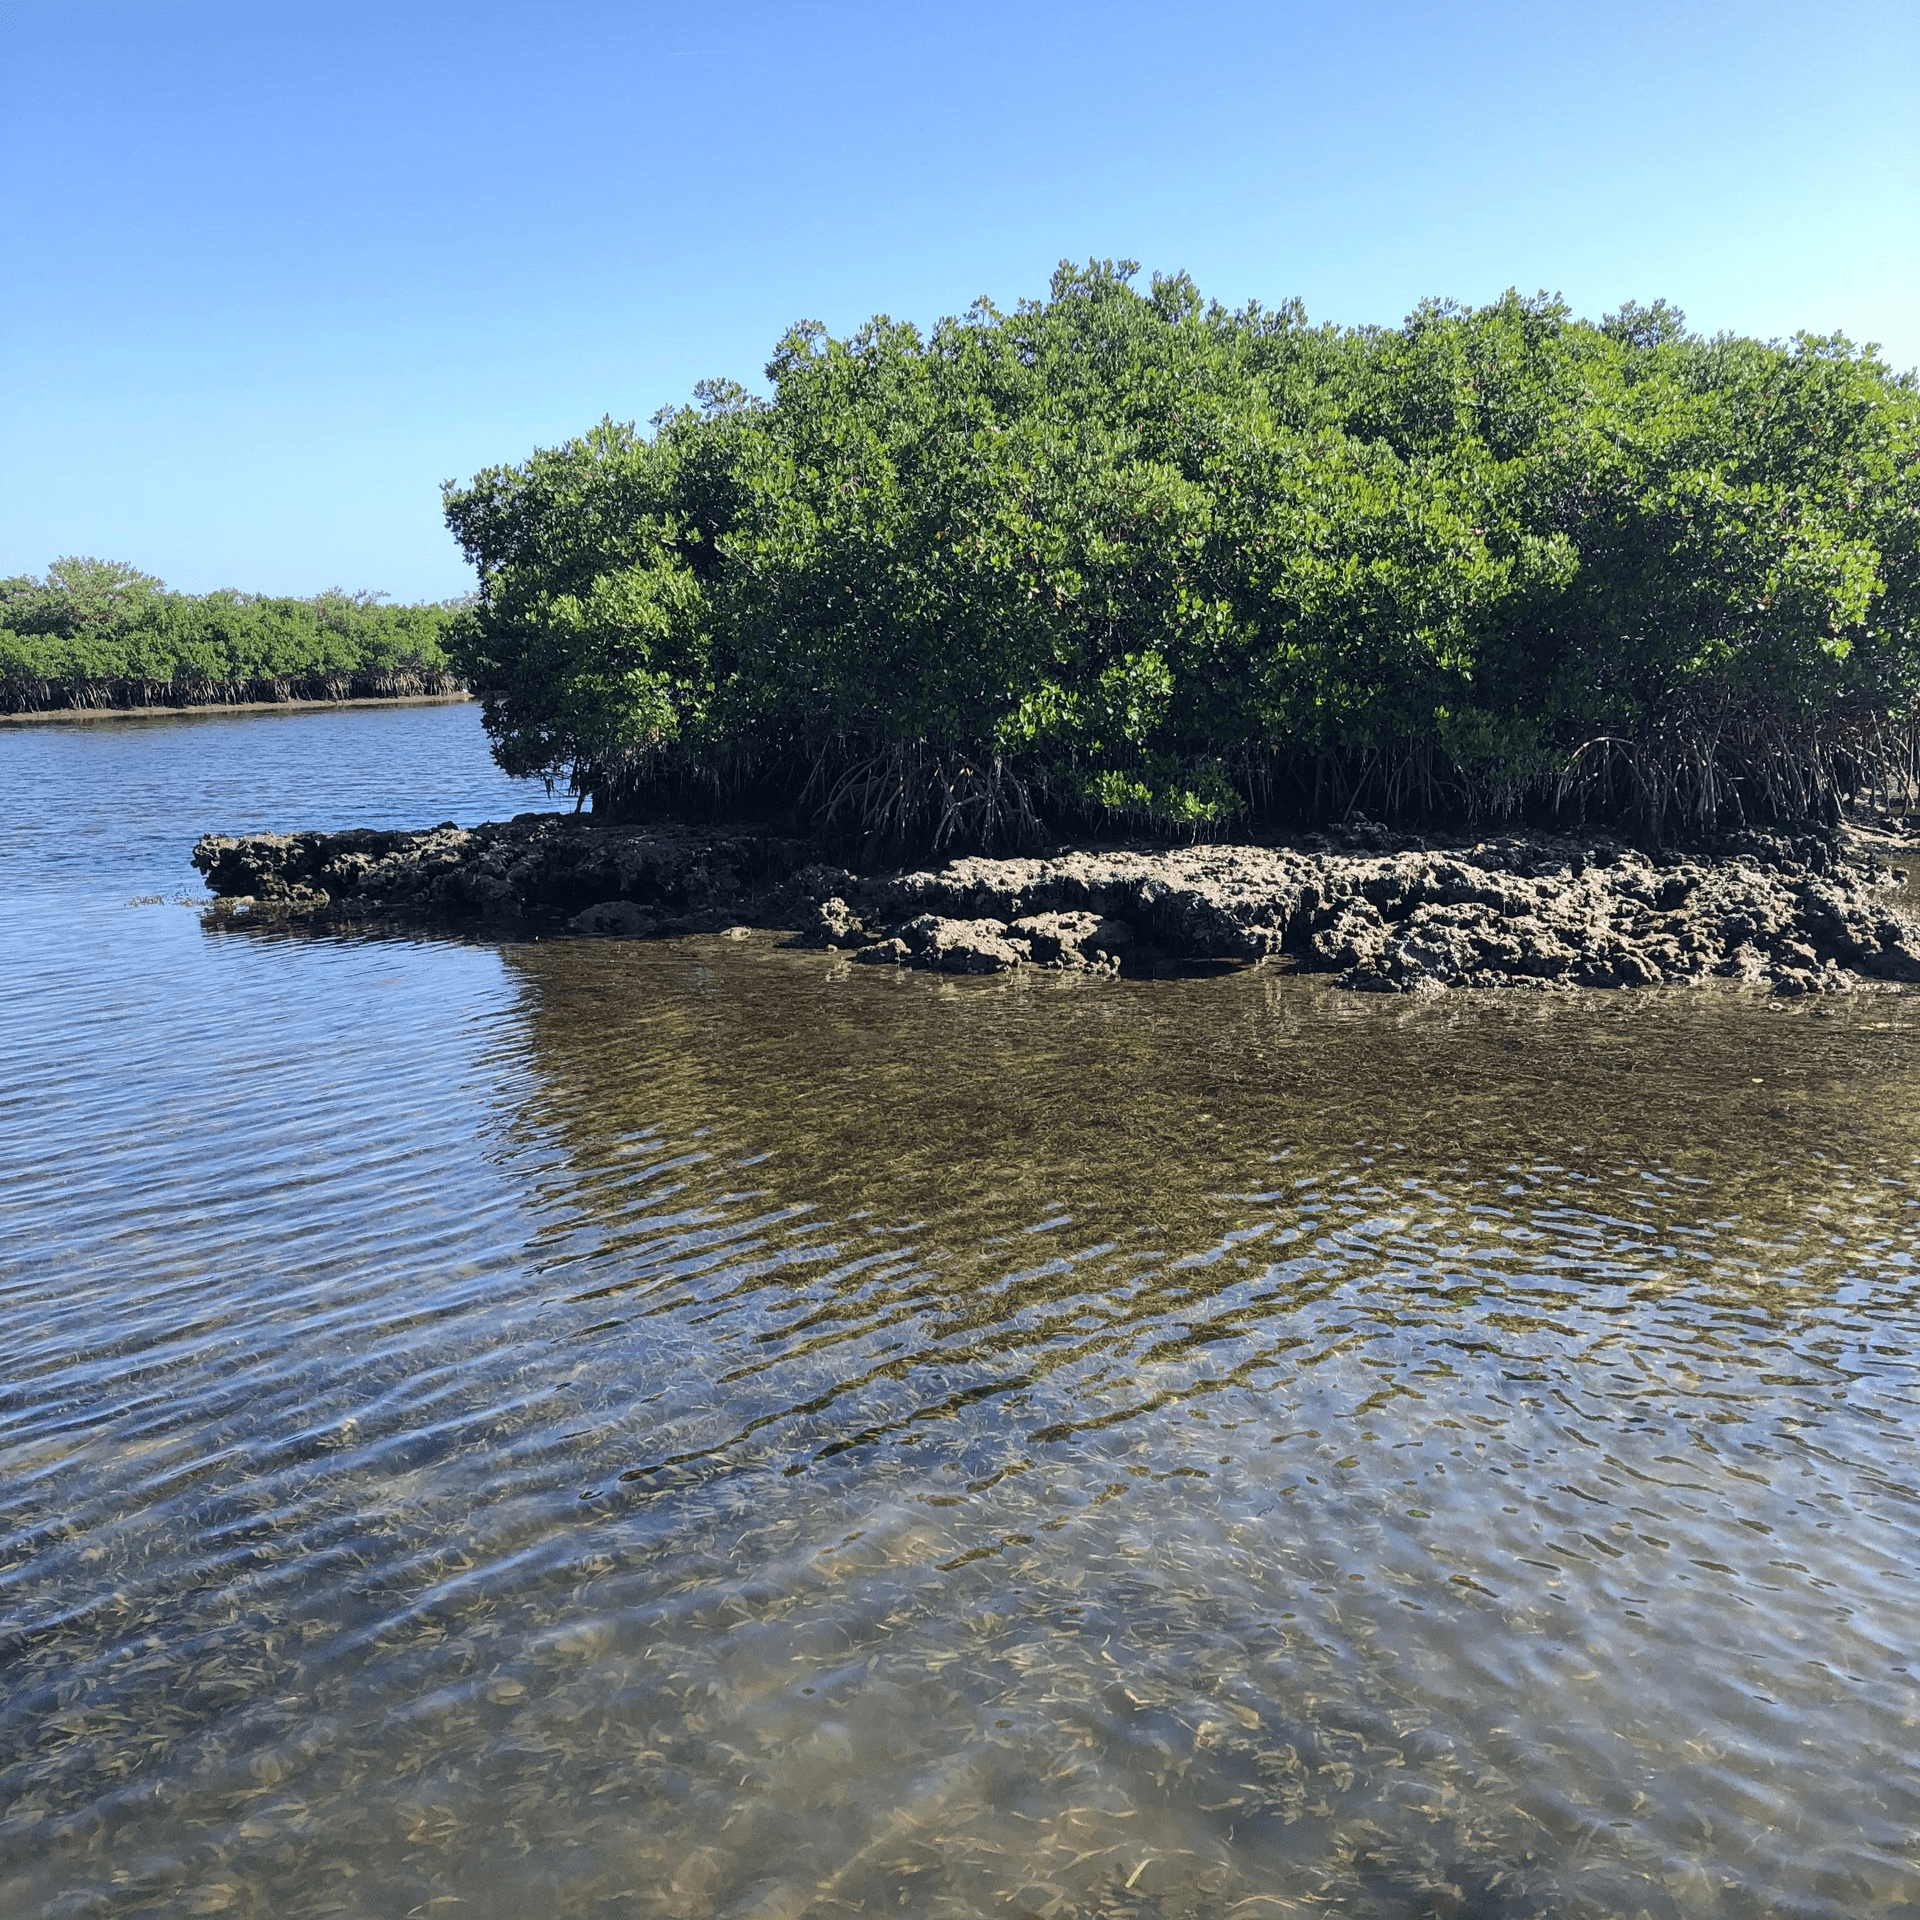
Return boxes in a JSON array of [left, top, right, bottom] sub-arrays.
[[3, 710, 1919, 1917]]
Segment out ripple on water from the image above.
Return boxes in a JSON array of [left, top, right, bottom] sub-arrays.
[[2, 708, 1919, 1918]]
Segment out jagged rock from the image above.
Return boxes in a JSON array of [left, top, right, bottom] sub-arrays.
[[1311, 899, 1390, 972], [782, 896, 874, 949], [191, 818, 812, 930], [191, 814, 1920, 996], [1009, 910, 1131, 971], [884, 914, 1030, 973]]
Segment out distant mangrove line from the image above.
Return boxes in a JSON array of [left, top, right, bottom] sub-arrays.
[[449, 261, 1920, 846], [0, 559, 462, 714]]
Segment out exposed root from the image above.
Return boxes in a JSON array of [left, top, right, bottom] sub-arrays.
[[814, 743, 1043, 855]]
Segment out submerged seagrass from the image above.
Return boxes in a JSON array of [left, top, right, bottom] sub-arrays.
[[443, 263, 1920, 845], [12, 702, 1920, 1919]]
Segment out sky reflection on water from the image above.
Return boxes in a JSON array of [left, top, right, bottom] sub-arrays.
[[2, 706, 1917, 1919]]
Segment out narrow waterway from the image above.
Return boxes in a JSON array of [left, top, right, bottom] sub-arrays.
[[2, 704, 1916, 1919]]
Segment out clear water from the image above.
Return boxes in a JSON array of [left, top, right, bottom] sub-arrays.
[[2, 704, 1917, 1919]]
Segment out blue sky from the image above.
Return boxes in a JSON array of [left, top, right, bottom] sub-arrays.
[[3, 0, 1915, 601]]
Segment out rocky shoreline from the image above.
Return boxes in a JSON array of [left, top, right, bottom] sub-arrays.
[[190, 812, 1920, 996]]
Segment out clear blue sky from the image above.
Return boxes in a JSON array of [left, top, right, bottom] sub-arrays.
[[3, 0, 1915, 602]]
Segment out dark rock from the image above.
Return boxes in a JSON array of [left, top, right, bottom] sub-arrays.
[[572, 899, 664, 937], [191, 815, 1920, 997]]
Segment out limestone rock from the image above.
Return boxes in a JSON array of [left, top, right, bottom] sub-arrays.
[[891, 914, 1029, 973], [782, 895, 874, 949], [1009, 910, 1130, 971], [191, 814, 1920, 996]]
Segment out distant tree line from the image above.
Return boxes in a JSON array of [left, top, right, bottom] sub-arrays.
[[0, 559, 461, 713], [434, 262, 1914, 845]]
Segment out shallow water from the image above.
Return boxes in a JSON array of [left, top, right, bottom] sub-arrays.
[[3, 705, 1918, 1919]]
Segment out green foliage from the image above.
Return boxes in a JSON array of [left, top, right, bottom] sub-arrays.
[[0, 562, 457, 704], [444, 264, 1920, 843]]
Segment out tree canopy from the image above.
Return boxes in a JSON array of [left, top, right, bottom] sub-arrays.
[[0, 561, 456, 700], [443, 262, 1920, 844]]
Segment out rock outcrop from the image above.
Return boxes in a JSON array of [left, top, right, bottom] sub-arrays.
[[192, 815, 1920, 996], [192, 817, 814, 935]]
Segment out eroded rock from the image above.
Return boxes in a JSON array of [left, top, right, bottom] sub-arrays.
[[880, 914, 1030, 974], [782, 895, 874, 950], [191, 815, 1920, 996], [1009, 910, 1131, 972]]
